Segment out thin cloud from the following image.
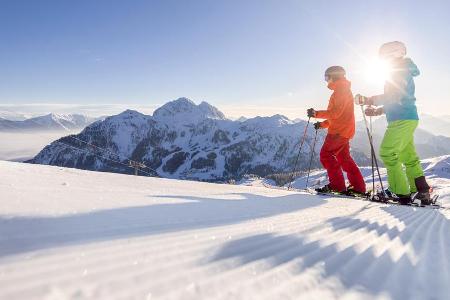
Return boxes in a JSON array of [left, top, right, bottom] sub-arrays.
[[0, 103, 161, 118]]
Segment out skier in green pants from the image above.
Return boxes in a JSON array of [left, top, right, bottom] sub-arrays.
[[355, 41, 432, 204]]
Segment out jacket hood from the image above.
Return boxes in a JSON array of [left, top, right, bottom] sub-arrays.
[[328, 78, 351, 90], [393, 57, 420, 77]]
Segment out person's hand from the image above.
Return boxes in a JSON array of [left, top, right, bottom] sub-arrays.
[[313, 122, 322, 130], [354, 94, 373, 105], [307, 108, 316, 118], [365, 107, 383, 116]]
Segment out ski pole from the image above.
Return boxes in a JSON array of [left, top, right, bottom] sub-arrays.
[[288, 117, 311, 190], [305, 127, 318, 189], [370, 114, 375, 195], [360, 105, 386, 196]]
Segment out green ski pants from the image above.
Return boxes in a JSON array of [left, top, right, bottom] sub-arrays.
[[379, 120, 424, 195]]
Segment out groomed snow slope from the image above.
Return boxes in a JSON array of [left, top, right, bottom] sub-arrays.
[[1, 161, 450, 300]]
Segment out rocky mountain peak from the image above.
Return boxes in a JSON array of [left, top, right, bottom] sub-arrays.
[[198, 101, 226, 120], [242, 114, 294, 129], [153, 98, 226, 125]]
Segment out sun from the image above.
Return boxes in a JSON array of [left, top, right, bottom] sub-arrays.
[[364, 58, 392, 85]]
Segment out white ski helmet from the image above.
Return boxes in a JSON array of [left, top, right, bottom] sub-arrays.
[[379, 41, 407, 59]]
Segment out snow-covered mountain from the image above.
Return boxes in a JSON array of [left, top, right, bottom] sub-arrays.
[[1, 157, 449, 299], [236, 116, 248, 122], [0, 110, 29, 121], [153, 98, 226, 124], [30, 98, 330, 180], [0, 113, 98, 132], [418, 114, 450, 137], [293, 117, 306, 123], [29, 98, 449, 181]]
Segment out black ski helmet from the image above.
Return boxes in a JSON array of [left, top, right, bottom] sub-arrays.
[[324, 66, 346, 81]]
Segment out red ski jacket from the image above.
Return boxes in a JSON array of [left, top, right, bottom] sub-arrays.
[[315, 78, 355, 139]]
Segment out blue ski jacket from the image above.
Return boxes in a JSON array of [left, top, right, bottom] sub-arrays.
[[372, 58, 420, 122]]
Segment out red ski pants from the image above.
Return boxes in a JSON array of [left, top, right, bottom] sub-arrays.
[[320, 134, 366, 193]]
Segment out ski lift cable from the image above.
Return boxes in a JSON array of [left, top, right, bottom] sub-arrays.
[[55, 139, 156, 177], [66, 133, 157, 173], [1, 119, 157, 176], [4, 120, 155, 176], [20, 116, 158, 173], [62, 123, 158, 173]]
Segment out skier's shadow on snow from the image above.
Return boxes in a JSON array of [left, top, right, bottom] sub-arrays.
[[209, 205, 450, 298], [0, 192, 325, 258]]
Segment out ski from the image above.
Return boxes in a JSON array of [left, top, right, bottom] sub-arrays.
[[411, 193, 440, 208], [264, 183, 372, 201], [306, 188, 370, 200], [262, 183, 443, 209], [370, 191, 441, 208]]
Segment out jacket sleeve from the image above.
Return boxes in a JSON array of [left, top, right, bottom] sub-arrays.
[[371, 87, 405, 105], [320, 120, 330, 128], [315, 92, 346, 120], [372, 76, 410, 105]]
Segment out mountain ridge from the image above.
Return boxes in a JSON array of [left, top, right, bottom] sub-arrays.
[[29, 98, 325, 180], [0, 113, 99, 132], [29, 98, 450, 181]]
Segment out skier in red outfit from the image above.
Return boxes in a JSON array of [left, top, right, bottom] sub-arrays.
[[307, 66, 366, 194]]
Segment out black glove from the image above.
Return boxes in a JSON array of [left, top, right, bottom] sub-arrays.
[[307, 108, 316, 118], [313, 122, 321, 130]]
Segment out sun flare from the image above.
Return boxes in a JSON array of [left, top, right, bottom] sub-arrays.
[[364, 58, 392, 85]]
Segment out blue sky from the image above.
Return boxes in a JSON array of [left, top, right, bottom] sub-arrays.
[[1, 0, 449, 118]]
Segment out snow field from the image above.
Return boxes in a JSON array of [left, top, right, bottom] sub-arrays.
[[1, 161, 450, 299]]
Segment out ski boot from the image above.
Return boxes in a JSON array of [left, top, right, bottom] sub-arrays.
[[385, 189, 412, 205], [315, 184, 345, 195], [370, 189, 387, 203], [414, 176, 433, 205], [372, 189, 411, 205], [396, 194, 413, 205], [345, 185, 370, 199], [315, 184, 334, 193]]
